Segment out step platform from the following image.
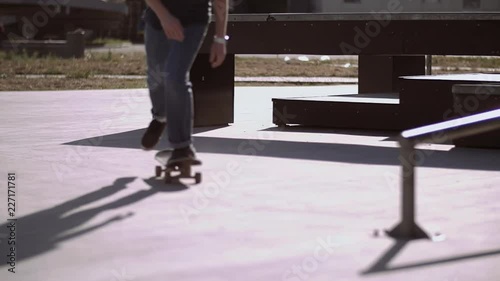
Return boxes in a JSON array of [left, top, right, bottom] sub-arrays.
[[272, 93, 403, 131], [399, 73, 500, 129], [273, 74, 500, 139], [451, 84, 500, 149]]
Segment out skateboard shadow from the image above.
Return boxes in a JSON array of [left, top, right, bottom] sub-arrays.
[[63, 128, 500, 171], [0, 177, 176, 268], [143, 177, 189, 191]]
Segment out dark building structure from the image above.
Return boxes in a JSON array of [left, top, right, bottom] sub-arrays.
[[0, 0, 128, 41], [0, 0, 313, 43], [231, 0, 315, 13], [124, 0, 146, 42], [124, 0, 312, 43]]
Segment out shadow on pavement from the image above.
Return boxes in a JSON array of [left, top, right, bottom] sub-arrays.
[[260, 125, 399, 138], [64, 128, 500, 171], [0, 177, 187, 268], [362, 240, 500, 274], [261, 125, 457, 144], [143, 177, 189, 192]]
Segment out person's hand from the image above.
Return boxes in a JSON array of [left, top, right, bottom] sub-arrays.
[[160, 13, 184, 42], [210, 41, 226, 68]]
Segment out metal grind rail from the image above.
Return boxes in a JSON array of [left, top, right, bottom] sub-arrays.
[[387, 108, 500, 240]]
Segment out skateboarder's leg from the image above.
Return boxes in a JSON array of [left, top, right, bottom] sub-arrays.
[[142, 23, 170, 149], [145, 22, 170, 120], [163, 23, 208, 157]]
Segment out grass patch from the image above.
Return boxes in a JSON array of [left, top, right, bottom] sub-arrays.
[[433, 56, 500, 69], [235, 82, 344, 87], [0, 51, 147, 78], [234, 57, 359, 77], [89, 38, 131, 47], [1, 51, 499, 91], [0, 78, 147, 91]]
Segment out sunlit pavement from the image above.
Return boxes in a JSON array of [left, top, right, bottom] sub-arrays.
[[0, 85, 499, 281]]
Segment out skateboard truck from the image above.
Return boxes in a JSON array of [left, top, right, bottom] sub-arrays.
[[154, 149, 202, 184], [155, 164, 202, 184]]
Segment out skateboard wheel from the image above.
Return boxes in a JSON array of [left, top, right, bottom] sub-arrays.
[[155, 166, 162, 177], [195, 172, 202, 184]]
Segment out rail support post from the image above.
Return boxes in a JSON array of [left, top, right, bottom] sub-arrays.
[[386, 140, 431, 240]]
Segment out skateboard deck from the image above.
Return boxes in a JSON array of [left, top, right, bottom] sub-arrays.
[[154, 149, 202, 184]]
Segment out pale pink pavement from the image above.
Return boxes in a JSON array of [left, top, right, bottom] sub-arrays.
[[0, 85, 499, 281]]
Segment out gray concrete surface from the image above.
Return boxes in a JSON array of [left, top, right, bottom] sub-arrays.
[[0, 85, 499, 281]]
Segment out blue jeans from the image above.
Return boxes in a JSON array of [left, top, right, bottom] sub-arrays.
[[144, 22, 208, 149]]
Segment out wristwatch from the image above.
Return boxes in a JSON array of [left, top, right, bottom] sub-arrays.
[[214, 35, 229, 45]]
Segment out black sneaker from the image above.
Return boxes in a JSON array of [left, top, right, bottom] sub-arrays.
[[141, 119, 166, 150], [167, 145, 201, 167]]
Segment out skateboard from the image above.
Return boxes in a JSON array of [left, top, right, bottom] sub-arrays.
[[154, 149, 202, 184]]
